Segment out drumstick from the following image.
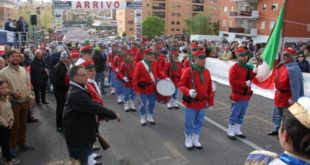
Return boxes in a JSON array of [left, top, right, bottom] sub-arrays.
[[137, 96, 144, 107]]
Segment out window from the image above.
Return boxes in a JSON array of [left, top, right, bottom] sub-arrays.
[[171, 13, 175, 16], [222, 20, 227, 27], [128, 20, 134, 24], [176, 21, 180, 25], [177, 13, 181, 17], [176, 29, 180, 31], [260, 21, 265, 29], [272, 3, 278, 11], [224, 6, 228, 12], [171, 29, 175, 31], [307, 24, 310, 32], [263, 4, 267, 11], [129, 28, 133, 31], [171, 21, 175, 25], [230, 6, 234, 12], [269, 21, 275, 30]]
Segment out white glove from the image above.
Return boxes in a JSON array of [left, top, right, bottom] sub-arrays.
[[108, 62, 112, 67], [246, 80, 252, 87], [116, 68, 119, 73], [166, 78, 171, 81], [123, 77, 129, 83], [253, 66, 258, 73], [288, 98, 293, 104], [189, 89, 197, 98], [208, 106, 214, 110]]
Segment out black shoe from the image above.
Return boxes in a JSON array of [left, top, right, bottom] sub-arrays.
[[130, 108, 136, 112], [36, 102, 41, 106], [193, 145, 203, 150], [168, 107, 172, 110], [94, 154, 102, 160], [125, 109, 130, 112], [19, 145, 34, 151], [185, 146, 194, 151], [174, 106, 180, 109], [236, 134, 246, 139], [227, 135, 237, 140], [42, 101, 49, 104], [267, 131, 278, 136], [28, 117, 39, 123], [94, 162, 102, 165], [93, 145, 100, 152], [141, 123, 146, 127]]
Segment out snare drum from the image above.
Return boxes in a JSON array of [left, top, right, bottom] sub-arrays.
[[156, 79, 176, 104]]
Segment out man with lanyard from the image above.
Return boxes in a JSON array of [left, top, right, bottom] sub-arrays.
[[164, 48, 182, 109], [133, 48, 167, 126], [112, 45, 126, 104], [227, 48, 256, 140], [80, 60, 103, 165], [118, 49, 136, 112], [268, 48, 304, 136], [179, 49, 214, 150]]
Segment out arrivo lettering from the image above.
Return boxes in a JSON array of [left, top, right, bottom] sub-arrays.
[[75, 1, 121, 9]]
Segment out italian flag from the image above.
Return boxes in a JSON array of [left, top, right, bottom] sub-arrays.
[[253, 3, 285, 89]]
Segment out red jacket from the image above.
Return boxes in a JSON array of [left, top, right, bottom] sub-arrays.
[[108, 53, 116, 66], [86, 82, 103, 106], [179, 68, 214, 109], [154, 54, 166, 70], [118, 61, 135, 88], [274, 65, 291, 108], [134, 49, 144, 65], [133, 60, 167, 94], [229, 63, 256, 102], [164, 61, 182, 87], [182, 59, 190, 71], [112, 55, 124, 80]]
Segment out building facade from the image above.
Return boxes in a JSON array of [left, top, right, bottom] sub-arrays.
[[0, 1, 15, 28], [219, 0, 310, 43], [116, 0, 220, 36]]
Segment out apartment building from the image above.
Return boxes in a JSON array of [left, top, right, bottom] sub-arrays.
[[0, 1, 15, 28], [219, 0, 310, 43], [116, 0, 220, 36]]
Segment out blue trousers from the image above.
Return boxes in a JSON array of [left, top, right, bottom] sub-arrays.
[[110, 72, 116, 88], [66, 143, 92, 165], [229, 100, 249, 125], [184, 107, 206, 136], [138, 93, 156, 116], [172, 89, 178, 100], [95, 72, 105, 94], [115, 79, 123, 95], [272, 106, 284, 131], [123, 87, 135, 101]]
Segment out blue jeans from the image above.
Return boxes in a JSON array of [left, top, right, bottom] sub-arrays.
[[95, 72, 105, 94], [123, 87, 135, 101], [115, 79, 123, 95], [184, 108, 206, 136], [229, 100, 249, 125], [138, 93, 156, 116], [66, 143, 92, 165], [172, 89, 178, 100], [110, 72, 116, 88], [272, 106, 284, 131]]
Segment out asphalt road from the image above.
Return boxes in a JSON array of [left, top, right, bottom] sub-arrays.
[[6, 82, 282, 165]]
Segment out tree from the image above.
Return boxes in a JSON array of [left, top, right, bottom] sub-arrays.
[[142, 16, 164, 39], [185, 14, 212, 35], [212, 21, 219, 35], [39, 6, 55, 29]]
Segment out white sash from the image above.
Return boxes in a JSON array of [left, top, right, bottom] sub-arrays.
[[142, 60, 155, 83]]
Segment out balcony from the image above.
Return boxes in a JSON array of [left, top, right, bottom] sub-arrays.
[[153, 11, 165, 18], [229, 10, 259, 19], [152, 3, 166, 10], [193, 0, 204, 3], [228, 27, 257, 36], [192, 5, 204, 12]]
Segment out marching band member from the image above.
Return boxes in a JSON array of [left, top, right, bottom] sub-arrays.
[[164, 49, 182, 109], [107, 44, 118, 95], [112, 46, 125, 104], [227, 48, 256, 140], [179, 49, 214, 150], [268, 48, 304, 136], [245, 97, 310, 165], [133, 48, 167, 126], [75, 45, 93, 66], [153, 44, 166, 70], [69, 49, 80, 66], [118, 49, 136, 112]]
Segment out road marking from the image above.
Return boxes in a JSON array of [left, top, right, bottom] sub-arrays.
[[176, 101, 264, 151], [164, 142, 189, 165]]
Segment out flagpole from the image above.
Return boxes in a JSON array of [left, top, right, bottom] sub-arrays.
[[280, 0, 287, 54]]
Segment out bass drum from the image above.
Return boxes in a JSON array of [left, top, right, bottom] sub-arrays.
[[156, 79, 176, 104]]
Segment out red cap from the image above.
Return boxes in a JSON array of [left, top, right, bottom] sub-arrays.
[[70, 49, 80, 58], [81, 60, 95, 69], [193, 50, 205, 58], [235, 48, 248, 56], [80, 45, 92, 54], [284, 47, 297, 56], [126, 49, 135, 56], [143, 48, 153, 55], [191, 43, 199, 51]]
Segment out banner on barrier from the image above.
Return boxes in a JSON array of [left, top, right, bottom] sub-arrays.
[[205, 58, 310, 99]]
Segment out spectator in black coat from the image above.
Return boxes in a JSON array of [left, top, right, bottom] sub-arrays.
[[93, 46, 107, 94], [16, 16, 28, 46], [63, 66, 120, 165], [50, 51, 70, 131], [30, 49, 49, 105], [297, 53, 310, 73]]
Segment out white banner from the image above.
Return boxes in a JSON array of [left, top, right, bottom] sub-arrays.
[[205, 58, 310, 99], [71, 0, 126, 10]]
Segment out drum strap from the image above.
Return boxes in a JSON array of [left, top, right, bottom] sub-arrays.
[[142, 60, 155, 83]]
